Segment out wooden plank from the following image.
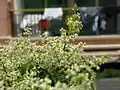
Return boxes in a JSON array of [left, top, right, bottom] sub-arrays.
[[81, 51, 120, 56], [84, 44, 120, 50], [0, 35, 120, 44]]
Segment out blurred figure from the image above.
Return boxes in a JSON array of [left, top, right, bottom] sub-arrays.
[[43, 8, 63, 20], [38, 18, 51, 37], [80, 7, 102, 24], [20, 14, 42, 36], [80, 7, 91, 24], [92, 12, 106, 35]]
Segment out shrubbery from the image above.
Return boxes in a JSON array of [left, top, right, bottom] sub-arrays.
[[0, 5, 109, 90]]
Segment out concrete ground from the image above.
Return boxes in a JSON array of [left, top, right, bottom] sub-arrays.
[[96, 78, 120, 90]]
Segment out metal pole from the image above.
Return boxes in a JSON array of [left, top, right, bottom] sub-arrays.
[[67, 0, 75, 7], [95, 0, 99, 7], [117, 0, 120, 34], [13, 0, 24, 36], [44, 0, 47, 8], [95, 0, 99, 35]]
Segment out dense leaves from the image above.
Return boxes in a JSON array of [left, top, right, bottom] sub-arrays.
[[0, 5, 109, 90]]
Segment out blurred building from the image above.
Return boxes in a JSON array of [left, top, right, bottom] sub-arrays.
[[0, 0, 12, 36], [1, 0, 120, 37]]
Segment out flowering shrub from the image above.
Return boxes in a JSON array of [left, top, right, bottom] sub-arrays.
[[0, 5, 109, 90]]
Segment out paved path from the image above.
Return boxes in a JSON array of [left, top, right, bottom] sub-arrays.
[[96, 78, 120, 90]]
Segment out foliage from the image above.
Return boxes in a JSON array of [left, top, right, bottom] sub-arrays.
[[66, 4, 83, 35], [0, 4, 109, 90]]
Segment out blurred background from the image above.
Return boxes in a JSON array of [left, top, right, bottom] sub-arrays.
[[6, 0, 120, 37]]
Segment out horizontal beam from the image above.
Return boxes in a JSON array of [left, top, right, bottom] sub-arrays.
[[9, 7, 76, 12], [80, 51, 120, 56], [84, 44, 120, 51]]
